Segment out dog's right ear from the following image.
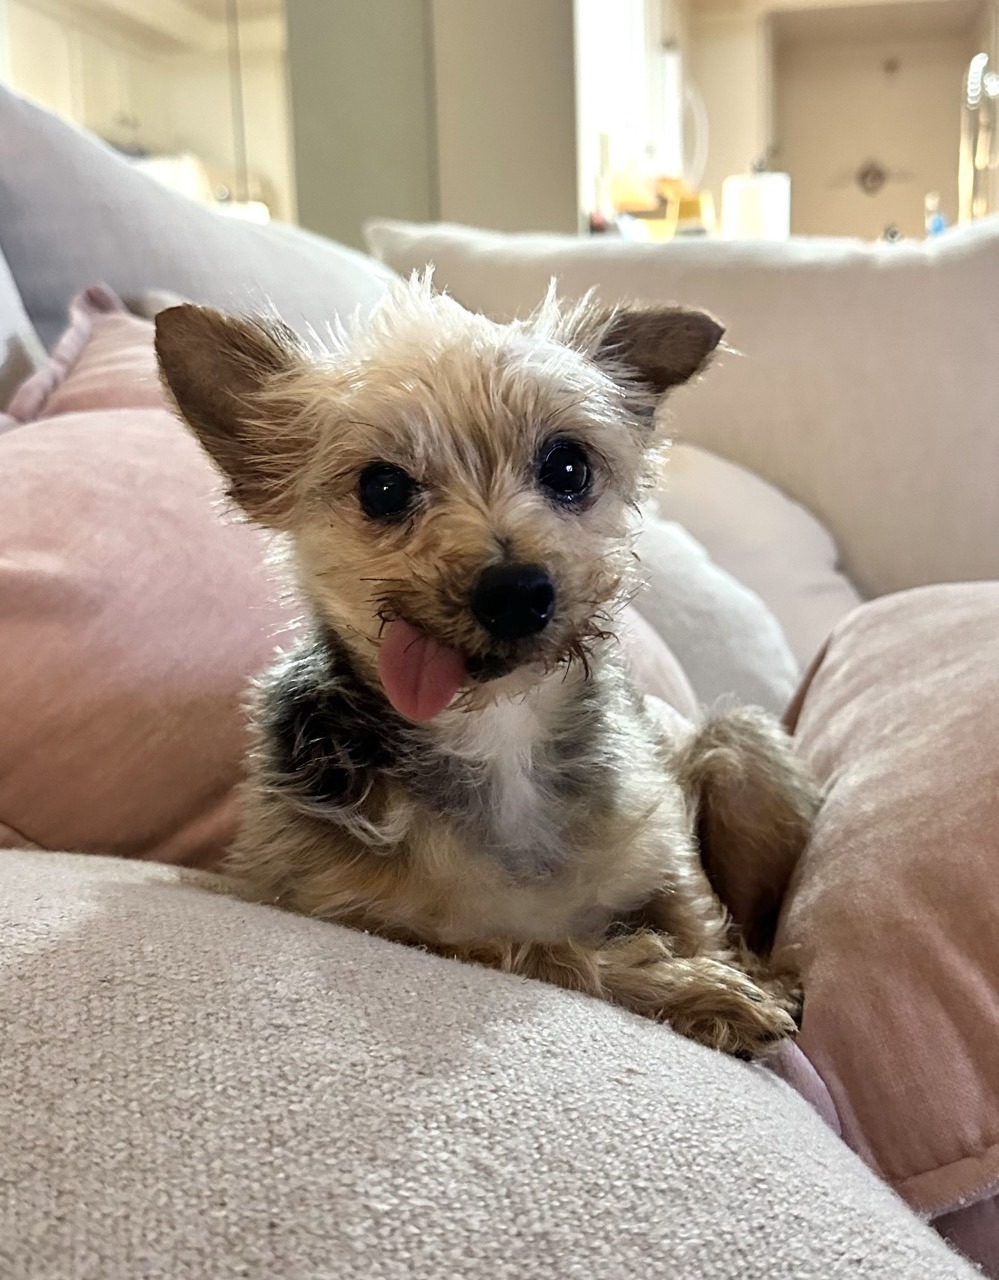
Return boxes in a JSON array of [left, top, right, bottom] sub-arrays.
[[155, 304, 310, 528]]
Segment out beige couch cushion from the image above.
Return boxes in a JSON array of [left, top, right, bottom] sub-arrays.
[[0, 849, 979, 1279], [365, 217, 999, 600], [653, 444, 862, 669], [633, 516, 800, 713]]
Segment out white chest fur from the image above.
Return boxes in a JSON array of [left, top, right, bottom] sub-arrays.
[[423, 671, 671, 943], [435, 680, 568, 874]]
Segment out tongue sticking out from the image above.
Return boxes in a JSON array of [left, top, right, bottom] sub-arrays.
[[378, 619, 467, 721]]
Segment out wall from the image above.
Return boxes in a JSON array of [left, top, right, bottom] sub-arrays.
[[285, 0, 437, 249], [687, 7, 769, 208], [777, 31, 974, 237], [286, 0, 684, 240], [161, 53, 235, 188], [684, 0, 999, 231], [432, 0, 577, 233], [241, 51, 296, 222], [164, 48, 296, 221], [285, 0, 578, 246]]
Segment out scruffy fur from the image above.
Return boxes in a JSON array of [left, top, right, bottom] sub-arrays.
[[155, 277, 820, 1058]]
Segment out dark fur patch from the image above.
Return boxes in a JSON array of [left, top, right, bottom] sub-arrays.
[[261, 628, 405, 810], [258, 624, 619, 879]]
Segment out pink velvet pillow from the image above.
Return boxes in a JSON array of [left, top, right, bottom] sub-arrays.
[[774, 584, 999, 1276], [7, 285, 165, 421], [0, 289, 299, 866], [0, 288, 694, 867]]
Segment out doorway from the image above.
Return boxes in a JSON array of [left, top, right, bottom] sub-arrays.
[[773, 0, 986, 238]]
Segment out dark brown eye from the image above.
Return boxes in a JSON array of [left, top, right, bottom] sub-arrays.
[[358, 462, 418, 520], [538, 439, 591, 504]]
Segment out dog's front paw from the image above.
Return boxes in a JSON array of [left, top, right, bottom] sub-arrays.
[[666, 970, 800, 1060], [597, 934, 799, 1058], [740, 957, 805, 1031], [749, 974, 804, 1034]]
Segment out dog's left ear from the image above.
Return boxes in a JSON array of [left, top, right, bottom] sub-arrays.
[[597, 305, 724, 394], [572, 304, 724, 403]]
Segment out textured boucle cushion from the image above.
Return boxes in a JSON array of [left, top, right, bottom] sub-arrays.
[[365, 216, 999, 599], [775, 583, 999, 1276], [0, 288, 697, 865], [0, 848, 980, 1279], [0, 85, 393, 350]]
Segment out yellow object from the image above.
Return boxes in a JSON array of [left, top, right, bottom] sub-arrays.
[[611, 174, 714, 240], [609, 167, 660, 215]]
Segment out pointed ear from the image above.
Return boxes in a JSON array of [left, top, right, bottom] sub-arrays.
[[597, 305, 724, 394], [155, 304, 310, 527], [565, 302, 723, 409]]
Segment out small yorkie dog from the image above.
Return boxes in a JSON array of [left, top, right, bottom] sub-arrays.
[[156, 276, 819, 1058]]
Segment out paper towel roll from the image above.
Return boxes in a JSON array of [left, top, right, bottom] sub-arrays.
[[721, 172, 791, 240]]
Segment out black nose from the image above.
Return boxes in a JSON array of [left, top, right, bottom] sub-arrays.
[[471, 564, 555, 642]]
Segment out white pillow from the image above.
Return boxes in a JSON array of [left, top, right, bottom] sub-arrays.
[[633, 516, 800, 714], [656, 445, 862, 669], [365, 217, 999, 599], [0, 244, 43, 409]]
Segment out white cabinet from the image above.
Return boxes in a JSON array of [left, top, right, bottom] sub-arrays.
[[77, 29, 130, 140], [2, 1, 166, 154], [6, 0, 76, 120]]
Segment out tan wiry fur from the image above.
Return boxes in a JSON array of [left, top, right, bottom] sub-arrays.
[[155, 275, 820, 1058]]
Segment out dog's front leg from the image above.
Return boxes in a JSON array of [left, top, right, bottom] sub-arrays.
[[428, 932, 796, 1058]]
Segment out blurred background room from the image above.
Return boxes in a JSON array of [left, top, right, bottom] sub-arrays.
[[4, 14, 999, 1276], [1, 0, 996, 243]]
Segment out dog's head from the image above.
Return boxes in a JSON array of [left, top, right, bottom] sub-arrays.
[[155, 276, 721, 720]]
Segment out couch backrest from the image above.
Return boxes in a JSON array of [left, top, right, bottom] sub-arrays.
[[366, 218, 999, 599]]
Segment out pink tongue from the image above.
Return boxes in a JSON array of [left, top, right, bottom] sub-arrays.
[[378, 619, 467, 721]]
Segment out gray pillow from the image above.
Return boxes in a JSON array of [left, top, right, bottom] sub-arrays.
[[0, 245, 44, 410], [0, 86, 394, 349]]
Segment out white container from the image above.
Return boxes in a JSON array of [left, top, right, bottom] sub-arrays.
[[721, 171, 791, 240]]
